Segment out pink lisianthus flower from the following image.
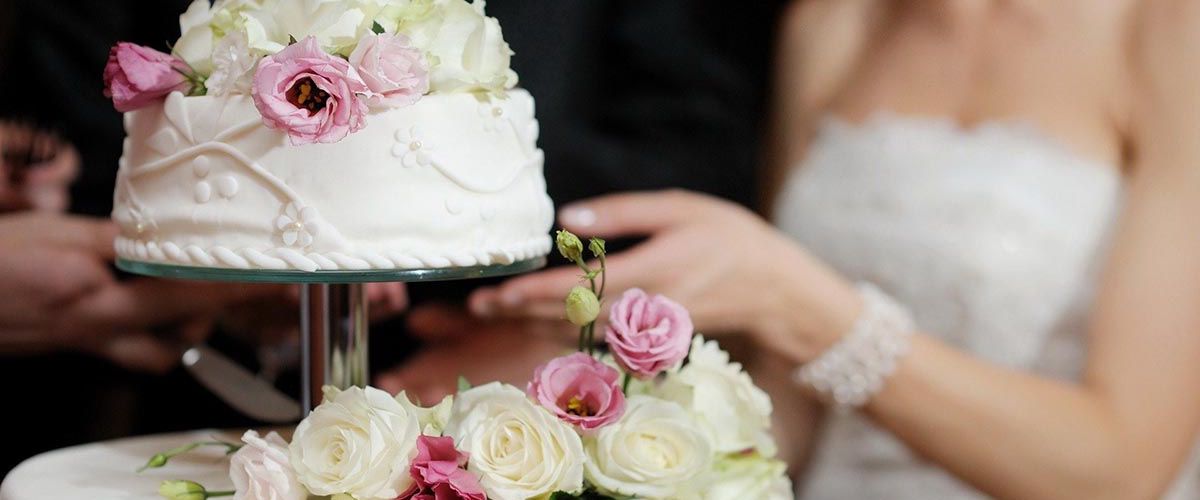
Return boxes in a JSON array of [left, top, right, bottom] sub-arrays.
[[251, 36, 369, 145], [397, 435, 486, 500], [102, 42, 192, 112], [349, 33, 429, 109], [527, 352, 626, 431], [605, 288, 694, 378]]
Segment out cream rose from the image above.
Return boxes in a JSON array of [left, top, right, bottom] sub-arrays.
[[242, 0, 374, 55], [288, 386, 422, 499], [229, 430, 307, 500], [397, 391, 453, 435], [173, 0, 216, 73], [705, 454, 794, 500], [584, 395, 713, 499], [396, 0, 517, 93], [444, 382, 584, 500], [656, 335, 774, 454]]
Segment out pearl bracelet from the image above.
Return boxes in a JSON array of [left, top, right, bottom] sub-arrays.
[[793, 283, 915, 408]]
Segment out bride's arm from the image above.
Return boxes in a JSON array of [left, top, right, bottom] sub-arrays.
[[780, 4, 1200, 498]]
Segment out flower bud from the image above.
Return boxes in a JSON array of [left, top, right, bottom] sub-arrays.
[[565, 286, 600, 326], [589, 237, 606, 258], [158, 480, 207, 500], [556, 230, 584, 263], [141, 453, 168, 471]]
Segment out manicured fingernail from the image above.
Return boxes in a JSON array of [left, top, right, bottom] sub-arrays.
[[562, 206, 597, 227]]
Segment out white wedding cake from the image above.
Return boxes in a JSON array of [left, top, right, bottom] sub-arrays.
[[108, 0, 553, 271]]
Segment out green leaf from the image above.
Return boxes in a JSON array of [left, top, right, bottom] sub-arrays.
[[372, 21, 386, 34], [456, 375, 472, 392], [288, 34, 298, 45]]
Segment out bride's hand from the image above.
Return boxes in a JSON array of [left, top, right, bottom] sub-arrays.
[[468, 190, 861, 361]]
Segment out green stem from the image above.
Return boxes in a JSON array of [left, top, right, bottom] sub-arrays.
[[138, 441, 241, 472], [578, 325, 587, 352], [597, 254, 607, 301], [586, 322, 596, 355], [622, 373, 631, 394], [207, 491, 235, 498]]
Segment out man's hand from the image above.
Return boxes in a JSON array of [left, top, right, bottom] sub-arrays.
[[375, 303, 574, 404], [0, 212, 279, 372]]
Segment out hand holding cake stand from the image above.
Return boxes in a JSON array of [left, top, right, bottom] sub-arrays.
[[115, 257, 547, 414]]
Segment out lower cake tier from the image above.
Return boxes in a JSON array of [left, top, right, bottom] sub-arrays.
[[112, 90, 554, 271]]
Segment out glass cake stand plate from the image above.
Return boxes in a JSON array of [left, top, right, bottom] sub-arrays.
[[116, 257, 546, 416], [116, 257, 547, 284]]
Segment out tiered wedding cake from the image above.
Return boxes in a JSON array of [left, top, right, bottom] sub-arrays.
[[109, 0, 553, 271]]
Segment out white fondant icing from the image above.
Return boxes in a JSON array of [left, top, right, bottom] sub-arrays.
[[192, 155, 211, 177], [216, 176, 238, 198], [146, 129, 180, 157], [194, 181, 212, 203], [113, 91, 552, 271], [445, 195, 464, 215]]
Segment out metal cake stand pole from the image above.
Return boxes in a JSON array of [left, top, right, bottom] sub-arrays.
[[116, 257, 546, 418], [300, 283, 369, 414]]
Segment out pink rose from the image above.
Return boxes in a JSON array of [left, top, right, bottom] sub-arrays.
[[349, 33, 429, 109], [102, 42, 191, 112], [527, 353, 626, 431], [605, 288, 694, 378], [251, 36, 369, 145], [397, 435, 486, 500]]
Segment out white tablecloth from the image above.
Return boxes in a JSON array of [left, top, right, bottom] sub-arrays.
[[1, 430, 240, 499]]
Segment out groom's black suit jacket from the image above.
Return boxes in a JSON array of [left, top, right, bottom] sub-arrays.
[[0, 0, 784, 474]]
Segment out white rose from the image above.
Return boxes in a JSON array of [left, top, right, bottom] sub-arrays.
[[205, 31, 258, 96], [288, 386, 422, 499], [705, 454, 793, 500], [229, 430, 307, 500], [656, 335, 774, 454], [173, 0, 271, 76], [584, 395, 713, 499], [397, 391, 453, 435], [243, 0, 373, 55], [444, 382, 584, 500], [396, 0, 517, 93], [174, 0, 216, 74]]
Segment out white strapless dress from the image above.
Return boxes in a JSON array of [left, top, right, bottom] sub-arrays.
[[773, 114, 1200, 499]]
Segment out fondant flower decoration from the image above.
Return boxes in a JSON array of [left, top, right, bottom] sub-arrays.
[[349, 33, 429, 109], [393, 126, 434, 168], [251, 36, 369, 146], [276, 203, 320, 247], [476, 100, 507, 132]]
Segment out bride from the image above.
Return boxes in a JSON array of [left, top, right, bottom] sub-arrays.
[[462, 0, 1200, 498]]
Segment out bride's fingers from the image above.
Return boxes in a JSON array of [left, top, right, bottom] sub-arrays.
[[468, 265, 583, 316], [558, 190, 711, 237]]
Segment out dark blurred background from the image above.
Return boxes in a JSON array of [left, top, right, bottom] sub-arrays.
[[0, 0, 784, 475]]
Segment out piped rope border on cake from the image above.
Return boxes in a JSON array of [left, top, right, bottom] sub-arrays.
[[115, 236, 552, 272]]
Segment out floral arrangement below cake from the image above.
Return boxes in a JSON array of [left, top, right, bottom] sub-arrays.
[[142, 231, 793, 499], [104, 0, 517, 145]]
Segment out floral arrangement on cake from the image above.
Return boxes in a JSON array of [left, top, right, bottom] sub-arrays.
[[103, 0, 517, 145], [141, 230, 793, 500]]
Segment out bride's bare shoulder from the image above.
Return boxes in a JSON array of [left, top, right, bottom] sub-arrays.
[[776, 0, 875, 112], [1129, 0, 1200, 157]]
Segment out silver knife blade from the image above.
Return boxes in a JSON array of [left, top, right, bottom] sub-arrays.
[[182, 345, 302, 423]]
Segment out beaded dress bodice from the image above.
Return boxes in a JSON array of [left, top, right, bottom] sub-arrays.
[[773, 114, 1200, 499]]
